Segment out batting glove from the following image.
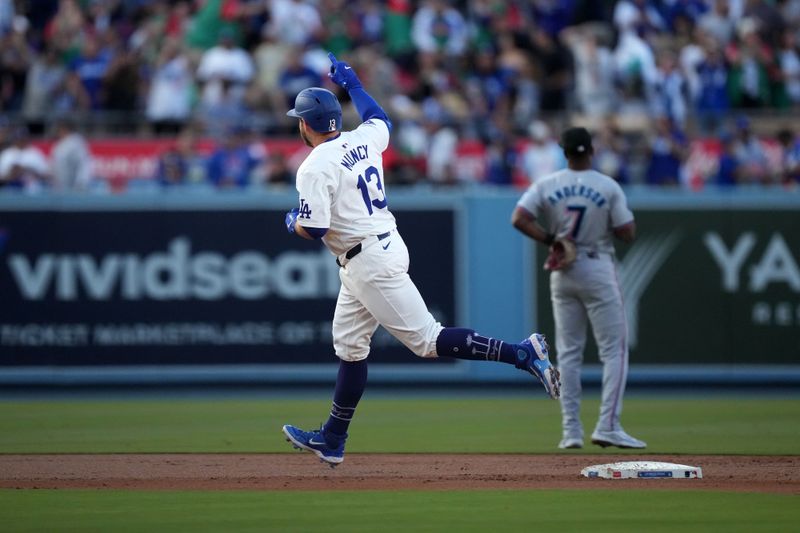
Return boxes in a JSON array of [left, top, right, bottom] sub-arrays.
[[328, 52, 362, 91], [285, 208, 299, 234]]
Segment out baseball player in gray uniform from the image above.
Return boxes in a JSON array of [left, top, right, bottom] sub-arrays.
[[281, 53, 560, 467], [512, 127, 645, 449]]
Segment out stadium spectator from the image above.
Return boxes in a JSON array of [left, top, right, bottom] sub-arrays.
[[698, 0, 735, 45], [53, 71, 91, 115], [744, 0, 785, 49], [732, 115, 770, 184], [278, 48, 322, 109], [665, 0, 708, 31], [777, 128, 800, 185], [527, 27, 573, 112], [508, 63, 539, 132], [529, 0, 579, 37], [593, 119, 632, 185], [695, 43, 730, 133], [519, 120, 565, 184], [464, 49, 511, 120], [712, 132, 740, 186], [252, 30, 291, 116], [198, 79, 250, 139], [562, 24, 616, 117], [645, 116, 688, 186], [649, 49, 689, 126], [0, 126, 51, 192], [129, 3, 173, 68], [264, 0, 322, 47], [22, 45, 66, 134], [613, 12, 658, 103], [484, 131, 517, 186], [68, 34, 113, 110], [0, 1, 14, 33], [50, 118, 92, 191], [679, 26, 709, 109], [185, 0, 242, 51], [0, 116, 10, 153], [146, 38, 194, 134], [779, 0, 800, 28], [778, 30, 800, 106], [206, 126, 262, 188], [166, 1, 192, 40], [352, 0, 384, 47], [425, 119, 459, 185], [384, 0, 414, 60], [197, 27, 254, 109], [265, 152, 293, 185], [44, 0, 85, 57], [496, 31, 531, 84], [411, 0, 468, 58], [27, 0, 56, 39], [0, 21, 33, 112], [321, 0, 356, 56], [103, 47, 143, 113], [613, 0, 668, 36], [155, 129, 207, 187], [725, 19, 778, 108]]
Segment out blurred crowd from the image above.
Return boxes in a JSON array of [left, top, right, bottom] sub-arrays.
[[1, 0, 800, 192]]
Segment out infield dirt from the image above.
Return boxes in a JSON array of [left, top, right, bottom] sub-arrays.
[[0, 454, 797, 493]]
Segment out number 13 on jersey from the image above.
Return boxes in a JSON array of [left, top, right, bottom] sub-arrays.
[[356, 165, 388, 215]]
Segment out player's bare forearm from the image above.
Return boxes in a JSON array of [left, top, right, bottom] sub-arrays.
[[613, 221, 636, 243], [511, 207, 554, 245], [294, 223, 315, 240]]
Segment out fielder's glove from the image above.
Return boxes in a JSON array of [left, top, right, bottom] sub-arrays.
[[328, 52, 362, 91], [544, 237, 577, 271], [285, 208, 299, 234]]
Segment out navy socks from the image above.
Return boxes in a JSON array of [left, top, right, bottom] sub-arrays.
[[435, 327, 522, 367], [321, 329, 529, 447], [323, 359, 368, 446]]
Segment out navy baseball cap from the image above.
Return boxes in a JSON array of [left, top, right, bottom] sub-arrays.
[[560, 127, 593, 156]]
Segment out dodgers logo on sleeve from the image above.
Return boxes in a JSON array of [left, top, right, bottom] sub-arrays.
[[299, 199, 312, 219]]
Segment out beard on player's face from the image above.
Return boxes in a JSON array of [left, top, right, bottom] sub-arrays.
[[299, 121, 312, 148]]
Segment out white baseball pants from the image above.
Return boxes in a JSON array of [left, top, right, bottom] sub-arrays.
[[333, 230, 443, 361]]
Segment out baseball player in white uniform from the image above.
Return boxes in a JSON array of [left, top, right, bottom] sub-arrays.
[[512, 127, 645, 449], [281, 54, 561, 467]]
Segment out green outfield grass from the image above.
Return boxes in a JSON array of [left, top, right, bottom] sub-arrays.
[[0, 489, 797, 533], [0, 395, 799, 454]]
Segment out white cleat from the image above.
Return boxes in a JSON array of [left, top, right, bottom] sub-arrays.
[[558, 436, 584, 449], [590, 429, 647, 449]]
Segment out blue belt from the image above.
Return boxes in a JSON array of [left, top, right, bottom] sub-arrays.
[[337, 231, 392, 267]]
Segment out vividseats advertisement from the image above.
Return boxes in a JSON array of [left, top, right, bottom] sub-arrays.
[[0, 208, 456, 367]]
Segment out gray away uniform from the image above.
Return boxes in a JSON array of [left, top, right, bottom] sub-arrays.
[[517, 168, 634, 441]]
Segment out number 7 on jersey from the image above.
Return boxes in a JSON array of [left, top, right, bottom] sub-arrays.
[[566, 205, 586, 239]]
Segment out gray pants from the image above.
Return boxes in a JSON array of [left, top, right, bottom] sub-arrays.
[[550, 253, 628, 438]]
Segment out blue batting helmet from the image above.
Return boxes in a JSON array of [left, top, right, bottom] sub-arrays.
[[286, 87, 342, 133]]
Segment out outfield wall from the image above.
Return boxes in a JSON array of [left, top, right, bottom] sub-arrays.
[[0, 187, 798, 385]]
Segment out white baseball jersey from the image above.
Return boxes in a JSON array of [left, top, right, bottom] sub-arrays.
[[294, 118, 442, 361], [295, 119, 396, 256], [516, 167, 634, 443], [516, 168, 633, 254]]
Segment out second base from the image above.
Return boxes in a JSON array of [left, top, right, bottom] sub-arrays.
[[581, 461, 703, 479]]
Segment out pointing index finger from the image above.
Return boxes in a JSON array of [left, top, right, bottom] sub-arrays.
[[328, 52, 338, 66]]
